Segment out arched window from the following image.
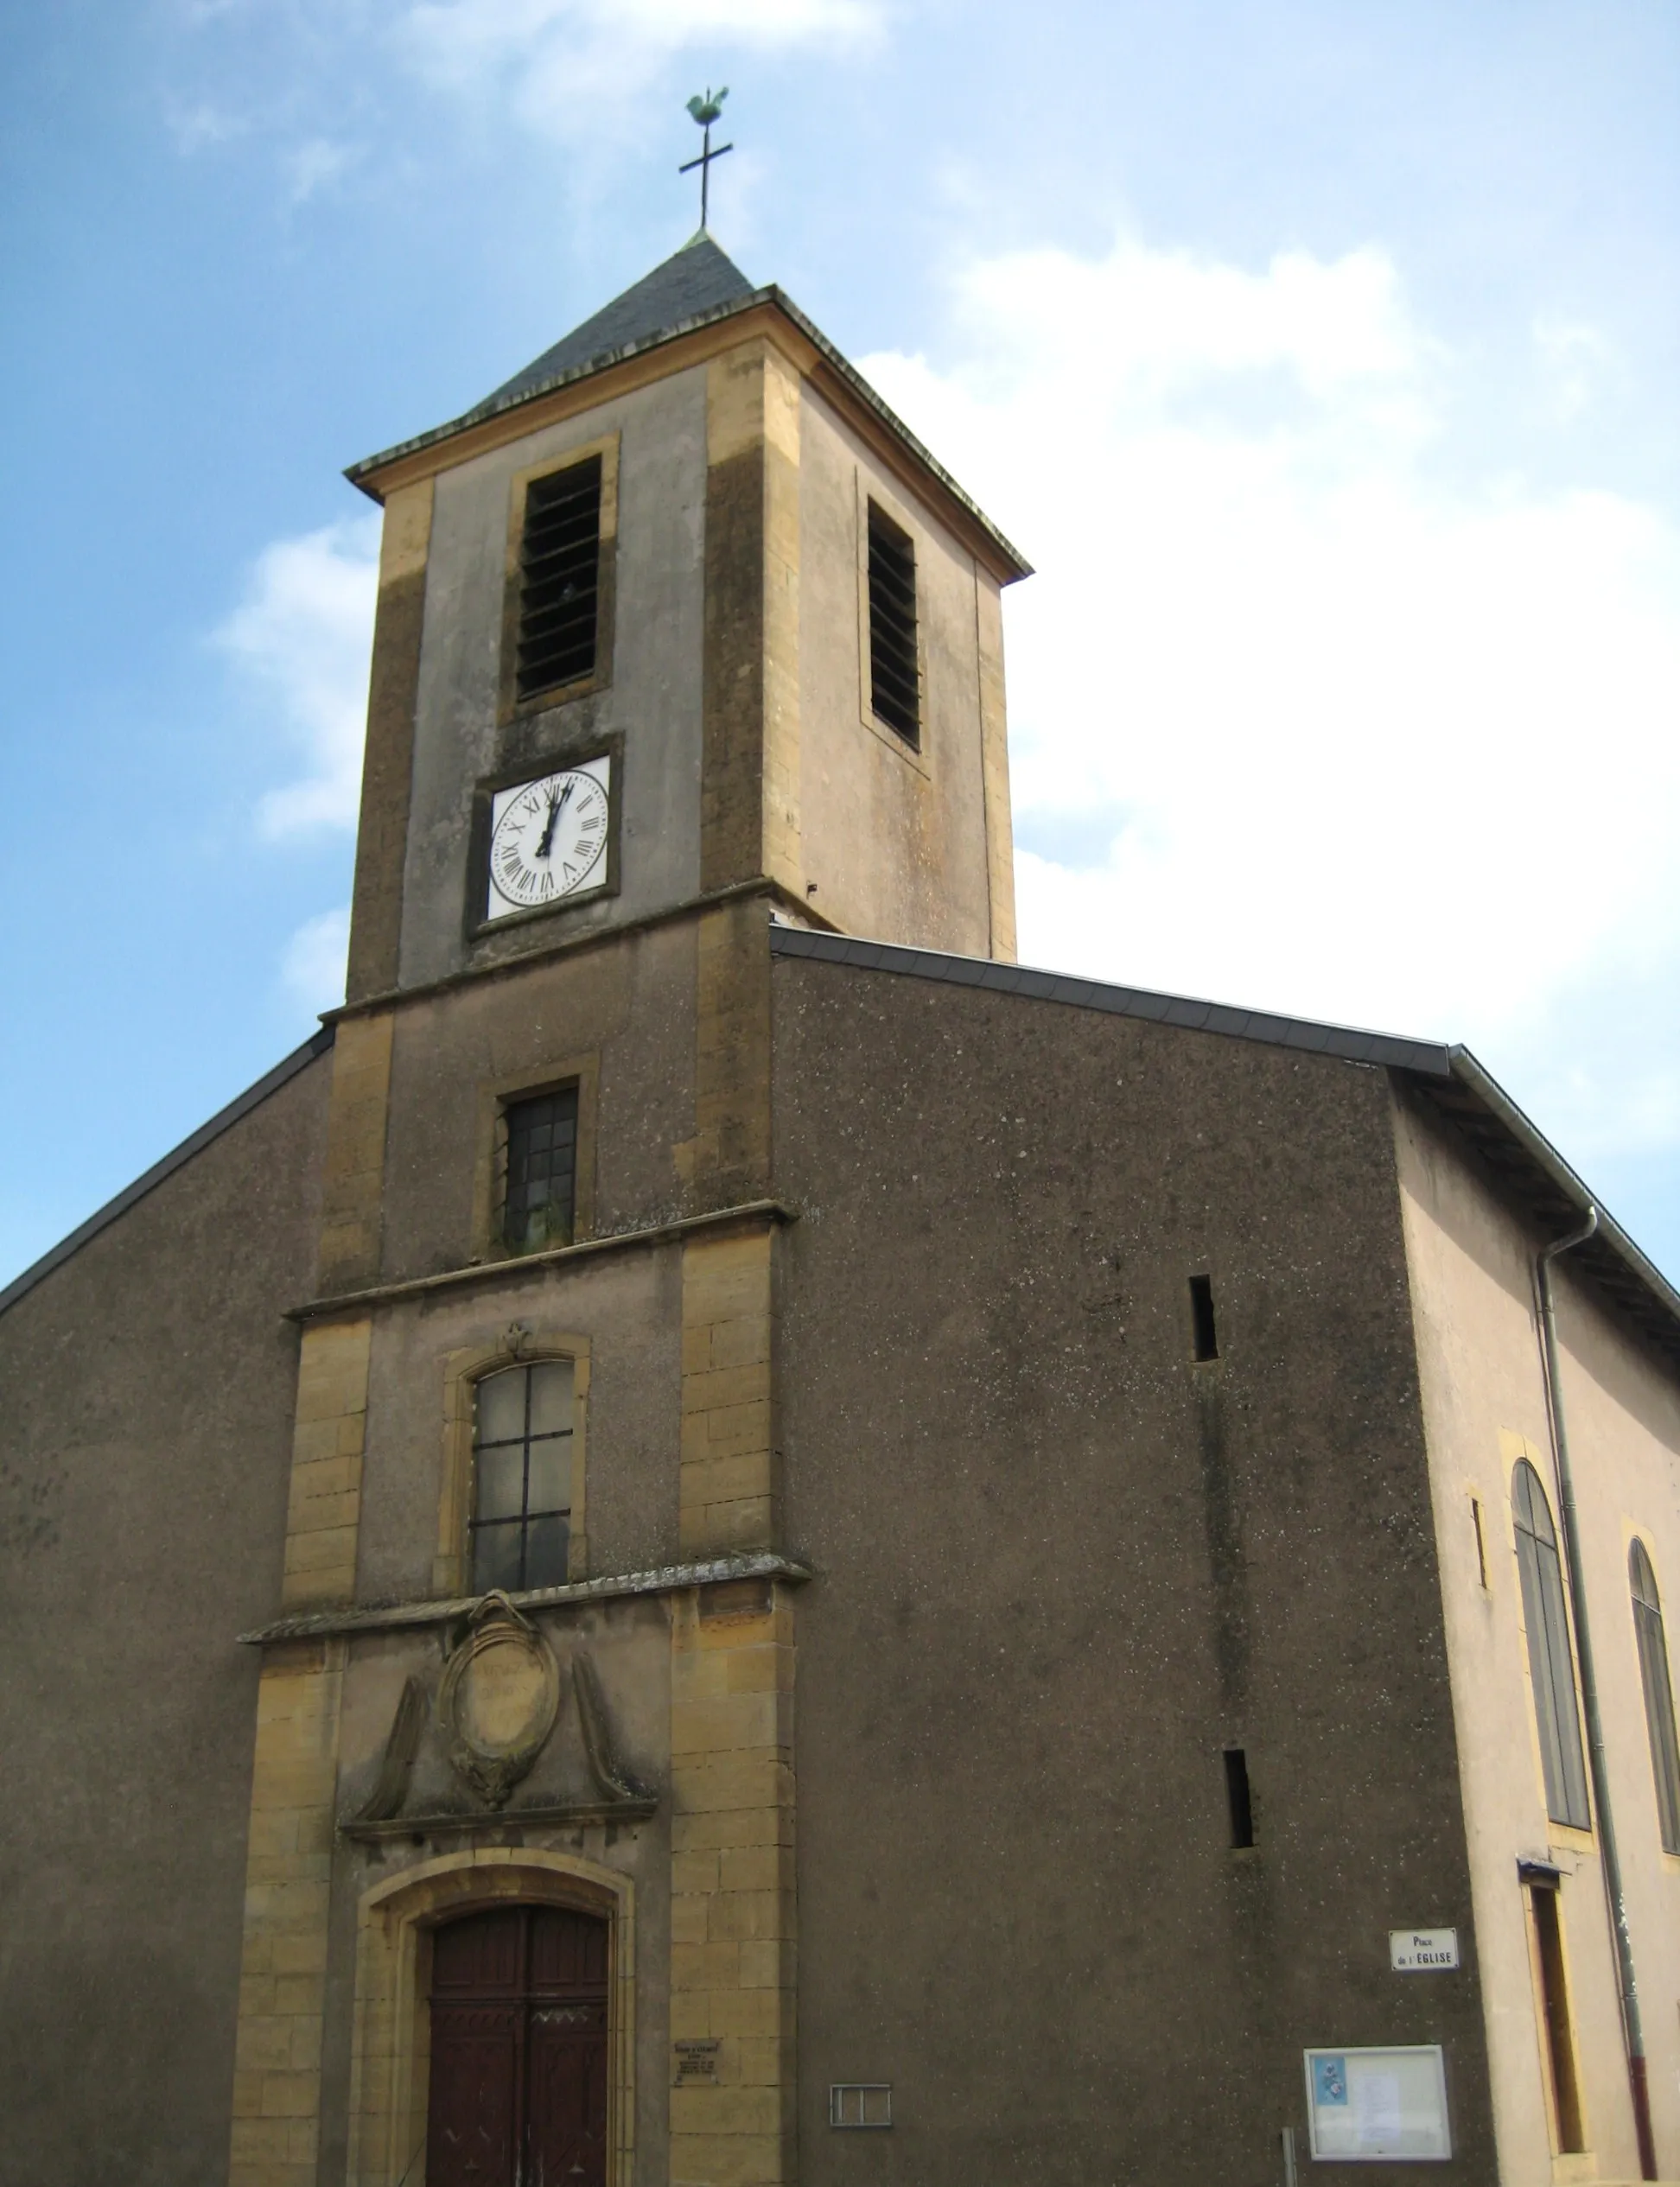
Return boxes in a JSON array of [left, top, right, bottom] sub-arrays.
[[1512, 1459, 1590, 1829], [471, 1359, 574, 1593], [1630, 1541, 1680, 1854]]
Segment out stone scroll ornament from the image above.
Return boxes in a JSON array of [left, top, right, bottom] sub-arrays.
[[353, 1675, 428, 1823], [436, 1593, 563, 1809], [572, 1650, 652, 1807]]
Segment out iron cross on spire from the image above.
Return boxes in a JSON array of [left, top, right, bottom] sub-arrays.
[[680, 88, 733, 228]]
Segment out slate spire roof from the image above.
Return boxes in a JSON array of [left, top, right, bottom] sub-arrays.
[[478, 232, 755, 413], [344, 232, 1032, 580]]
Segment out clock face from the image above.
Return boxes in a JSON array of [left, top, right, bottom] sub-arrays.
[[485, 757, 612, 922]]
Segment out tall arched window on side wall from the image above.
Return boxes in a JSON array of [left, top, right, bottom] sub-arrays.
[[1512, 1459, 1591, 1829], [1630, 1541, 1680, 1854], [471, 1358, 574, 1593]]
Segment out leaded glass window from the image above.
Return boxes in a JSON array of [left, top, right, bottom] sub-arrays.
[[470, 1360, 573, 1593], [1512, 1459, 1590, 1829], [502, 1086, 578, 1254], [1630, 1540, 1680, 1854]]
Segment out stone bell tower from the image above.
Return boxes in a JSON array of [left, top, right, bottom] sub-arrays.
[[225, 232, 1029, 2187]]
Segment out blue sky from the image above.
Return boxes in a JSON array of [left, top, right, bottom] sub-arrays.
[[3, 0, 1678, 1286]]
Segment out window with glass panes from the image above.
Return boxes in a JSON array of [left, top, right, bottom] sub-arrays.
[[502, 1086, 578, 1253], [470, 1360, 573, 1592], [1512, 1459, 1591, 1829], [1630, 1540, 1680, 1854]]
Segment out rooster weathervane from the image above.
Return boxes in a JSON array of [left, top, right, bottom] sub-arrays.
[[680, 87, 733, 229]]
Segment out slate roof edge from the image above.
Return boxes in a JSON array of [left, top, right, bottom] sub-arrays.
[[770, 924, 1680, 1352], [768, 925, 1455, 1074], [1446, 1046, 1680, 1330], [0, 1026, 337, 1321], [345, 285, 1033, 582]]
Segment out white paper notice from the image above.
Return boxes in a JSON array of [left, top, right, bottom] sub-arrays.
[[1362, 2074, 1403, 2147], [1303, 2047, 1452, 2162]]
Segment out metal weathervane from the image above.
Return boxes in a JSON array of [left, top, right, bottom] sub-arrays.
[[680, 87, 733, 228]]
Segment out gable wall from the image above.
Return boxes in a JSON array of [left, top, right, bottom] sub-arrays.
[[0, 1048, 332, 2187], [772, 959, 1496, 2184]]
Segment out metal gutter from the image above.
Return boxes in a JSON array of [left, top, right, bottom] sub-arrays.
[[1449, 1047, 1680, 1330], [1535, 1210, 1658, 2179]]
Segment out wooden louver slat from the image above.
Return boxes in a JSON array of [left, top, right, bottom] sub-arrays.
[[868, 501, 920, 745], [516, 455, 602, 702]]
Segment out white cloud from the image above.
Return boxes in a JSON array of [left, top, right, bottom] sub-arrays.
[[281, 906, 352, 1014], [399, 0, 880, 137], [856, 233, 1680, 1166], [1533, 313, 1616, 423], [216, 516, 381, 836], [164, 95, 249, 151], [286, 136, 358, 202]]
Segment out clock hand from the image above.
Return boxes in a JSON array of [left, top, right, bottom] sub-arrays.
[[535, 779, 575, 859]]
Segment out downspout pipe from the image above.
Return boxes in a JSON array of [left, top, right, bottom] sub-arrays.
[[1536, 1205, 1658, 2181]]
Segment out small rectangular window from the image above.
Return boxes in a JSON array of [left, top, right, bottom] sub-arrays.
[[1189, 1274, 1219, 1361], [830, 2085, 892, 2129], [502, 1086, 579, 1254], [1224, 1748, 1255, 1847], [867, 501, 920, 746], [516, 455, 602, 703]]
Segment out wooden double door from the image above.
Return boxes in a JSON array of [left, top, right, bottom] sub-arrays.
[[427, 1904, 609, 2187]]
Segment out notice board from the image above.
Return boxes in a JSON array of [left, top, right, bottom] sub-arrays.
[[1302, 2047, 1451, 2161]]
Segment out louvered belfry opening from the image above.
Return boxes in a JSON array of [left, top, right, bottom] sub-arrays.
[[867, 499, 920, 746], [516, 454, 603, 703]]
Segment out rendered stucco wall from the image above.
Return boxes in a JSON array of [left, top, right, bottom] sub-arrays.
[[795, 381, 1001, 957], [398, 364, 710, 990], [1396, 1089, 1680, 2184]]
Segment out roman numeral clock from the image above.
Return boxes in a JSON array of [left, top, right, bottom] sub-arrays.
[[480, 753, 614, 925]]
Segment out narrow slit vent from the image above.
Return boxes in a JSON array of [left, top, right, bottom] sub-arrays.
[[516, 455, 602, 702], [1189, 1274, 1219, 1361], [867, 501, 920, 746], [1224, 1748, 1255, 1847]]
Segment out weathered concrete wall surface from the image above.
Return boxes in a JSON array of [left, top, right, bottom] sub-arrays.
[[353, 1244, 685, 1599], [795, 384, 999, 957], [376, 918, 699, 1287], [773, 959, 1497, 2185], [1397, 1089, 1680, 2183], [399, 364, 710, 991], [0, 1048, 331, 2187]]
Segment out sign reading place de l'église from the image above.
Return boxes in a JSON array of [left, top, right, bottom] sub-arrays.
[[1389, 1928, 1460, 1972]]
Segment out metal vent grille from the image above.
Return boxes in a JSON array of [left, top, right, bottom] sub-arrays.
[[516, 455, 602, 702], [867, 501, 920, 745]]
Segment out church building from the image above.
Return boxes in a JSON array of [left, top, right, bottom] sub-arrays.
[[6, 230, 1680, 2187]]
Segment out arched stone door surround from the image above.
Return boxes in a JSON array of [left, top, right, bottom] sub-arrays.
[[344, 1848, 635, 2187]]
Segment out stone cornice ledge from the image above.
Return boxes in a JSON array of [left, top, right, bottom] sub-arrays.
[[240, 1550, 814, 1646], [286, 1198, 798, 1322]]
